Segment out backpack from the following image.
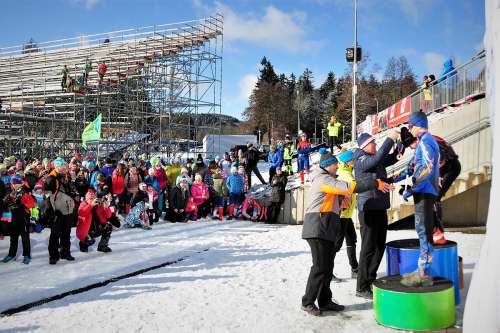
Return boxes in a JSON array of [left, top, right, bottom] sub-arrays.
[[433, 135, 458, 167]]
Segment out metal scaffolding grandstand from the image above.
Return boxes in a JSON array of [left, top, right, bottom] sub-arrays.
[[0, 14, 223, 158]]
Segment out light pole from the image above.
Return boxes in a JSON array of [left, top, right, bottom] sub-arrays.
[[351, 0, 358, 143], [257, 129, 261, 146]]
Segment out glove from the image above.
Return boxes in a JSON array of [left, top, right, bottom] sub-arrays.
[[402, 189, 413, 202]]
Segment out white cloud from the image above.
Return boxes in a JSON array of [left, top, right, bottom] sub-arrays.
[[423, 52, 445, 75], [399, 48, 417, 57], [238, 74, 258, 101], [68, 0, 101, 10], [198, 2, 324, 53]]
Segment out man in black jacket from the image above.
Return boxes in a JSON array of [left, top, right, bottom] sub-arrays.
[[244, 143, 266, 187], [354, 130, 400, 299]]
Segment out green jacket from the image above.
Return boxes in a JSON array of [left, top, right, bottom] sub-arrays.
[[213, 174, 229, 197], [327, 122, 342, 137], [337, 163, 356, 218], [283, 142, 296, 160], [165, 164, 181, 188]]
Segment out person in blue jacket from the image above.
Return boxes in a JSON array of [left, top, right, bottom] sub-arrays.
[[353, 129, 401, 299], [400, 111, 440, 287], [297, 132, 312, 182], [226, 166, 244, 220], [268, 144, 283, 183]]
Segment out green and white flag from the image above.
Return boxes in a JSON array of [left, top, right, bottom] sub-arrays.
[[82, 114, 102, 148]]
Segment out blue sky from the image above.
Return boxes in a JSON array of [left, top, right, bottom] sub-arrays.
[[0, 0, 485, 119]]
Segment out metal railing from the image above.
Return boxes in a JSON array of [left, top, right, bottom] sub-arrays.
[[410, 51, 485, 115]]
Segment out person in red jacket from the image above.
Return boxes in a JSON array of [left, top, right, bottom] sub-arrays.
[[77, 189, 113, 253], [98, 61, 107, 85], [2, 174, 36, 264], [111, 164, 126, 214]]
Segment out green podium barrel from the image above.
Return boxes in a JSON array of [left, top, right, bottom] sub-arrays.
[[373, 275, 456, 331]]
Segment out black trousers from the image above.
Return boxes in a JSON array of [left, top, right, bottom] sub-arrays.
[[8, 223, 30, 258], [356, 210, 388, 292], [246, 166, 266, 188], [328, 136, 340, 152], [435, 159, 461, 231], [333, 218, 358, 270], [302, 238, 336, 307], [48, 213, 72, 259], [80, 223, 112, 251], [269, 202, 282, 224]]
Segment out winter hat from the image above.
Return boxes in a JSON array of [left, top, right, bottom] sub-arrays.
[[10, 174, 23, 185], [408, 111, 428, 129], [0, 164, 6, 172], [181, 167, 189, 174], [34, 181, 44, 191], [215, 155, 221, 162], [230, 166, 238, 174], [357, 133, 375, 149], [400, 127, 417, 147], [87, 160, 96, 170], [338, 149, 354, 164], [53, 157, 66, 168], [318, 147, 338, 168], [74, 152, 82, 160]]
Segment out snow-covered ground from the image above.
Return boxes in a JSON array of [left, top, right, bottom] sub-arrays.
[[0, 220, 484, 333]]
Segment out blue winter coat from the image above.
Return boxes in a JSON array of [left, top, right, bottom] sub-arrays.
[[226, 173, 244, 194], [412, 132, 440, 196], [353, 137, 399, 211], [268, 150, 283, 169]]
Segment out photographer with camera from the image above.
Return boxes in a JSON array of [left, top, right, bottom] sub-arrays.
[[2, 174, 36, 264], [77, 189, 117, 253]]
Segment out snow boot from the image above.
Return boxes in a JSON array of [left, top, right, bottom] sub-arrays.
[[301, 304, 321, 316], [2, 255, 14, 263], [319, 301, 344, 312], [60, 252, 75, 261], [98, 246, 112, 253], [218, 207, 224, 221], [49, 257, 59, 265], [433, 228, 447, 245], [22, 256, 31, 265], [401, 272, 434, 287], [228, 205, 234, 220]]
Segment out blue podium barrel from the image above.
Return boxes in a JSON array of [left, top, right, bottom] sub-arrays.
[[386, 239, 459, 304]]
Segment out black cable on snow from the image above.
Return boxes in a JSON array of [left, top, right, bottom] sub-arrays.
[[1, 248, 210, 317]]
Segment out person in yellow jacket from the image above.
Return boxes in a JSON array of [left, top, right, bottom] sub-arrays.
[[327, 115, 342, 152], [334, 149, 359, 278], [282, 134, 296, 176]]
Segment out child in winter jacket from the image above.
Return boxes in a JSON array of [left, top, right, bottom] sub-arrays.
[[297, 132, 312, 182], [168, 177, 190, 222], [145, 184, 159, 224], [126, 183, 152, 230], [268, 144, 283, 183], [212, 170, 229, 220], [226, 167, 244, 220], [2, 174, 36, 264], [190, 174, 210, 219], [269, 167, 287, 224], [241, 195, 262, 221]]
